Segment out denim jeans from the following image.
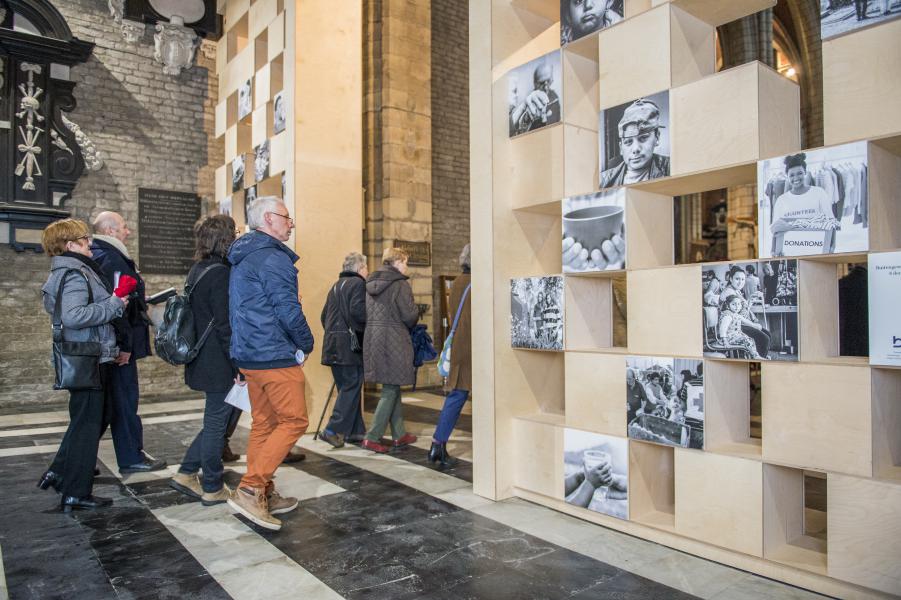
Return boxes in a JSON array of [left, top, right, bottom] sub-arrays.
[[179, 391, 232, 492], [325, 364, 366, 437], [365, 384, 405, 441], [433, 388, 469, 443]]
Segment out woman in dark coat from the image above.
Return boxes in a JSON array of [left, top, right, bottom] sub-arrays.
[[170, 215, 237, 506], [429, 244, 471, 468], [361, 247, 420, 453]]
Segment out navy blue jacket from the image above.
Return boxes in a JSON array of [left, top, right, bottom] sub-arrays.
[[227, 230, 314, 370], [90, 238, 152, 360]]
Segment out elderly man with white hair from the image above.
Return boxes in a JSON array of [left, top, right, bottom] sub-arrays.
[[226, 196, 314, 531]]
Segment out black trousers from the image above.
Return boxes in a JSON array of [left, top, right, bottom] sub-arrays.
[[742, 324, 772, 358], [325, 364, 366, 437], [49, 363, 113, 498], [855, 0, 868, 18]]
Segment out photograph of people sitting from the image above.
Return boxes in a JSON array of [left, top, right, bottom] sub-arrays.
[[625, 357, 704, 450]]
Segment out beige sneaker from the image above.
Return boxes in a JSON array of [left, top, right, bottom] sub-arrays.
[[169, 472, 202, 499], [201, 484, 232, 506], [228, 486, 282, 530], [267, 489, 299, 515]]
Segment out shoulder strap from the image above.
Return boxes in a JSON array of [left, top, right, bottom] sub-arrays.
[[333, 280, 353, 329], [52, 269, 94, 342], [185, 263, 227, 298], [448, 283, 471, 338]]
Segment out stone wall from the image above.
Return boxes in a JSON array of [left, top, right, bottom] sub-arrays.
[[0, 0, 220, 407], [430, 0, 470, 347]]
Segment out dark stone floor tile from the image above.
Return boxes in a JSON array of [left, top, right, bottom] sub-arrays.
[[571, 571, 701, 599]]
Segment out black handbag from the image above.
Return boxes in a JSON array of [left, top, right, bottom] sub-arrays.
[[52, 269, 102, 391]]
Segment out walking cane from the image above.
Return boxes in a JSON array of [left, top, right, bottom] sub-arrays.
[[314, 380, 337, 441]]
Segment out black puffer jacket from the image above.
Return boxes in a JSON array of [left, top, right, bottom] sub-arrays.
[[320, 271, 367, 367], [184, 257, 236, 393], [363, 266, 419, 385]]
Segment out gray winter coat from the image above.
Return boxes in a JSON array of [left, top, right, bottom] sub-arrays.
[[42, 256, 125, 363], [363, 266, 419, 385]]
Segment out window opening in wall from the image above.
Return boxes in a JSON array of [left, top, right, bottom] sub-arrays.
[[838, 262, 868, 357], [750, 361, 762, 440]]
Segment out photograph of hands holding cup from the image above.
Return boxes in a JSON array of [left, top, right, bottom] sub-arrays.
[[562, 189, 626, 273], [564, 429, 628, 519]]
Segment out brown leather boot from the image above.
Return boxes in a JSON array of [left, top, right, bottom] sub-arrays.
[[227, 486, 281, 531]]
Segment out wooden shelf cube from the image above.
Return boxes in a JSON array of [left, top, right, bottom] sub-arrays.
[[704, 360, 761, 459], [873, 368, 901, 483], [565, 352, 627, 436], [598, 4, 714, 109], [564, 277, 616, 351], [215, 164, 229, 204], [251, 103, 273, 148], [562, 44, 599, 131], [267, 11, 285, 63], [762, 362, 872, 477], [624, 189, 674, 270], [674, 449, 763, 556], [763, 464, 827, 575], [652, 0, 776, 26], [670, 61, 800, 177], [249, 0, 279, 40], [627, 264, 702, 357], [513, 414, 564, 498], [224, 121, 253, 164], [629, 440, 676, 531]]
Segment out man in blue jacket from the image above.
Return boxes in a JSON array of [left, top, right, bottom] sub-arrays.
[[91, 212, 166, 474], [226, 196, 314, 531]]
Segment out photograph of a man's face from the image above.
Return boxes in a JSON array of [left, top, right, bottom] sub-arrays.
[[560, 0, 624, 45], [231, 155, 245, 193], [273, 91, 286, 134], [600, 91, 671, 189], [507, 51, 563, 138]]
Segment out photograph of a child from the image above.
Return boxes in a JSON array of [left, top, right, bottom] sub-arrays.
[[254, 140, 270, 183], [702, 260, 799, 361], [600, 91, 671, 188], [626, 356, 704, 450], [507, 51, 563, 138], [511, 276, 564, 350], [238, 78, 253, 121], [820, 0, 901, 40], [758, 142, 869, 258], [564, 429, 628, 520], [562, 189, 626, 273], [231, 155, 245, 193], [560, 0, 624, 45]]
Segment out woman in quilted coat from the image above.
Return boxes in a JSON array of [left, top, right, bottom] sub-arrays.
[[361, 248, 420, 453]]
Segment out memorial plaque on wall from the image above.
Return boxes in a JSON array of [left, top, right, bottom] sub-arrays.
[[394, 240, 431, 266], [138, 188, 201, 275]]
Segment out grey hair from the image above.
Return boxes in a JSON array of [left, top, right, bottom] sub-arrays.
[[246, 196, 284, 230], [459, 243, 471, 269], [342, 252, 367, 273]]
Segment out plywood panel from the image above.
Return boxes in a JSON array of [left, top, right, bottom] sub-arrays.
[[215, 99, 228, 138], [565, 352, 626, 436], [269, 131, 288, 177], [220, 42, 255, 100], [513, 416, 564, 498], [509, 0, 560, 23], [215, 163, 228, 204], [763, 464, 827, 575], [762, 362, 872, 477], [254, 63, 271, 109], [671, 0, 776, 26], [669, 5, 715, 89], [705, 360, 760, 458], [249, 0, 278, 39], [630, 440, 675, 529], [224, 0, 250, 32], [873, 369, 901, 483], [225, 124, 237, 163], [492, 18, 559, 79], [798, 260, 839, 362], [565, 277, 613, 350], [868, 143, 901, 253], [562, 49, 599, 131], [675, 449, 763, 556], [828, 474, 901, 595], [626, 0, 654, 18], [823, 18, 901, 146], [627, 265, 702, 356], [267, 11, 285, 63], [251, 103, 273, 148], [757, 63, 801, 160], [508, 123, 565, 209], [563, 125, 599, 197], [625, 189, 674, 270]]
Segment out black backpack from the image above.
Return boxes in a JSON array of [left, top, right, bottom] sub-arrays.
[[154, 264, 226, 366]]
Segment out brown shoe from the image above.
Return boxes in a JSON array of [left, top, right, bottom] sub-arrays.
[[267, 489, 299, 515], [201, 484, 232, 506], [227, 486, 282, 531], [281, 449, 306, 464], [221, 443, 240, 463], [169, 472, 203, 499]]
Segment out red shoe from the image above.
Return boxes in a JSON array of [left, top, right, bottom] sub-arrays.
[[392, 433, 417, 447], [361, 439, 390, 454]]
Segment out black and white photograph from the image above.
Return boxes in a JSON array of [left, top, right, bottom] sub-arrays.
[[245, 184, 257, 206], [820, 0, 901, 40], [231, 155, 245, 192], [507, 51, 563, 138], [758, 142, 869, 258], [599, 90, 670, 188], [254, 140, 270, 183], [702, 260, 800, 361], [560, 0, 624, 45], [273, 90, 287, 134], [564, 429, 628, 520], [219, 196, 232, 217], [511, 276, 564, 350], [562, 189, 626, 273], [238, 78, 253, 121], [626, 356, 704, 450]]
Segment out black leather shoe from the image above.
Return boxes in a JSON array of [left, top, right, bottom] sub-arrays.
[[428, 443, 458, 469], [61, 495, 112, 512], [281, 449, 306, 464], [94, 467, 101, 477], [38, 470, 62, 493], [119, 457, 167, 474]]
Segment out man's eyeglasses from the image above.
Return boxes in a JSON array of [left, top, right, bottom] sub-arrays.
[[268, 212, 294, 225]]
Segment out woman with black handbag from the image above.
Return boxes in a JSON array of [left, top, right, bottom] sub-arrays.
[[38, 219, 130, 511]]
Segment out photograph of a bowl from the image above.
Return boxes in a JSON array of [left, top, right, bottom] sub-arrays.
[[563, 205, 624, 251]]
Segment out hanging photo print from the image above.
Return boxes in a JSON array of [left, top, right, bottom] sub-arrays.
[[626, 356, 704, 449], [231, 154, 245, 193], [238, 78, 253, 121], [820, 0, 901, 40], [702, 260, 800, 361], [273, 90, 287, 134], [868, 251, 901, 367], [600, 90, 670, 188], [511, 276, 564, 350], [562, 188, 626, 273], [254, 140, 270, 183], [758, 141, 869, 258], [507, 51, 563, 138], [563, 429, 629, 520], [560, 0, 624, 45]]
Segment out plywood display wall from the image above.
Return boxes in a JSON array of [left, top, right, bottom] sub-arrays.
[[214, 0, 363, 421], [470, 1, 901, 598]]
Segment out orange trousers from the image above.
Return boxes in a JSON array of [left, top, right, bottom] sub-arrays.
[[239, 365, 309, 490]]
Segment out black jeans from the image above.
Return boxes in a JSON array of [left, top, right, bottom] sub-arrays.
[[742, 324, 772, 358], [325, 364, 366, 437], [178, 391, 232, 492], [50, 363, 113, 498], [106, 359, 144, 467]]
